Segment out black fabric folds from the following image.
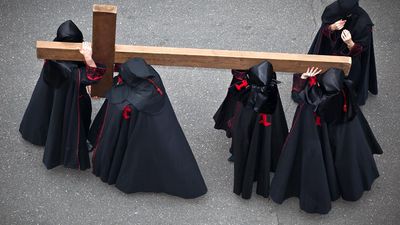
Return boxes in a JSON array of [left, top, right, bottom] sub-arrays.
[[298, 0, 376, 105], [20, 20, 106, 170], [89, 58, 207, 199], [213, 60, 288, 199], [271, 68, 382, 214]]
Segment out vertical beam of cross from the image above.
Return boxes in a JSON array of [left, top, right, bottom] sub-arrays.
[[91, 4, 117, 97]]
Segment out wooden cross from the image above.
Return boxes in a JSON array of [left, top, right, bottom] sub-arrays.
[[36, 4, 352, 97]]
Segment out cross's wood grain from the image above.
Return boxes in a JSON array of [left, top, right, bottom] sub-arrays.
[[36, 4, 352, 97], [37, 41, 352, 75], [90, 4, 117, 96]]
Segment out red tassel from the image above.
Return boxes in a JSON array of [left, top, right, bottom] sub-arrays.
[[235, 80, 248, 91], [308, 76, 317, 87], [122, 105, 132, 120], [313, 112, 321, 126], [259, 113, 272, 127], [342, 90, 348, 112]]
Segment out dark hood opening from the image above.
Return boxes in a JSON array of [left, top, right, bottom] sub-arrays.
[[248, 61, 275, 86], [245, 61, 278, 114], [338, 0, 359, 16], [318, 68, 345, 94], [322, 0, 362, 24]]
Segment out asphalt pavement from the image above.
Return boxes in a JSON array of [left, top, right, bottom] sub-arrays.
[[0, 0, 399, 224]]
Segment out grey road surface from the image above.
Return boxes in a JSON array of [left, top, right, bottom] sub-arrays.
[[1, 0, 399, 224]]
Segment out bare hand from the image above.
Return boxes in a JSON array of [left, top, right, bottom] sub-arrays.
[[301, 67, 322, 79], [79, 42, 96, 67], [341, 29, 354, 48], [329, 19, 346, 31], [79, 42, 92, 59]]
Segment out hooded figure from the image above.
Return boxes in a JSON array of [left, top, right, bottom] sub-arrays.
[[295, 0, 377, 105], [19, 20, 106, 170], [213, 70, 248, 138], [19, 20, 84, 146], [89, 58, 207, 199], [270, 68, 382, 214], [229, 61, 288, 199], [213, 69, 249, 161]]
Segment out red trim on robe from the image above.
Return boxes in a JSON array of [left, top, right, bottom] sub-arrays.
[[321, 24, 337, 43], [86, 65, 106, 81], [147, 79, 164, 96], [348, 43, 363, 57], [321, 24, 332, 37], [342, 90, 348, 112]]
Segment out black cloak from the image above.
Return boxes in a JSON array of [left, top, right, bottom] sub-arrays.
[[19, 20, 106, 170], [89, 58, 207, 199], [213, 70, 249, 161], [213, 69, 248, 138], [305, 0, 377, 105], [230, 61, 288, 199], [19, 20, 84, 146], [270, 68, 382, 214]]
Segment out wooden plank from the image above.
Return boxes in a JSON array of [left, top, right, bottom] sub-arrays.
[[115, 45, 352, 74], [90, 4, 117, 96], [93, 4, 117, 14], [36, 41, 83, 61], [37, 41, 352, 75]]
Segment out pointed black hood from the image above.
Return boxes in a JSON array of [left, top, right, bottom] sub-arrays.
[[244, 61, 278, 114], [321, 0, 373, 36], [318, 68, 344, 94], [54, 20, 83, 43], [108, 58, 166, 114], [338, 0, 359, 15], [119, 58, 156, 87], [43, 21, 83, 87], [301, 68, 357, 123], [322, 1, 359, 23], [248, 60, 275, 86]]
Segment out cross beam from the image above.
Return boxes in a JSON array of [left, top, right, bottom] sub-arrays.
[[35, 4, 352, 97], [90, 4, 117, 96], [37, 41, 351, 73]]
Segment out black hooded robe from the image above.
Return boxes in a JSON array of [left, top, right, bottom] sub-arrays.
[[307, 0, 377, 105], [19, 20, 85, 146], [19, 70, 55, 146], [230, 61, 288, 199], [89, 58, 207, 199], [213, 70, 250, 161], [42, 60, 106, 170], [271, 68, 381, 214], [213, 70, 248, 138], [19, 20, 107, 170]]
